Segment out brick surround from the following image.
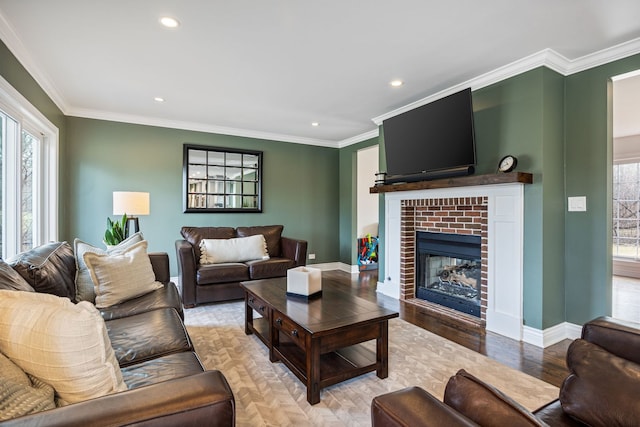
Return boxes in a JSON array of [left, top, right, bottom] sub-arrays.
[[401, 197, 488, 327]]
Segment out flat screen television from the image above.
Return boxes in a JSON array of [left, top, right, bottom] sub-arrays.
[[382, 87, 476, 183]]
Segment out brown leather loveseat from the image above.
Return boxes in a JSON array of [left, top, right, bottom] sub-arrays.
[[176, 225, 307, 307], [372, 316, 640, 427], [0, 241, 235, 426]]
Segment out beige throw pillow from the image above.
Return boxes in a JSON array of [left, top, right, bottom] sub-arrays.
[[0, 352, 56, 419], [0, 291, 127, 406], [83, 240, 163, 309], [74, 232, 144, 303], [199, 234, 269, 264]]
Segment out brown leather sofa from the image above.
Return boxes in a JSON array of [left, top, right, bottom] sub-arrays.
[[371, 316, 640, 427], [0, 242, 235, 426], [176, 225, 307, 307]]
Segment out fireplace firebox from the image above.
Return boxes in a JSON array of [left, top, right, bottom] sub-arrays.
[[415, 231, 481, 317]]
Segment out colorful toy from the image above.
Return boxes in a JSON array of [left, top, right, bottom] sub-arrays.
[[358, 234, 378, 270]]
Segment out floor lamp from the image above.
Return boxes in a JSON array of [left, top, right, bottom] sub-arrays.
[[113, 191, 150, 237]]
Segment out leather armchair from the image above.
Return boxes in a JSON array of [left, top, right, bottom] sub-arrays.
[[372, 316, 640, 427]]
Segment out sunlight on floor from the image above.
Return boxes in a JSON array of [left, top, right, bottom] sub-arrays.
[[613, 275, 640, 323]]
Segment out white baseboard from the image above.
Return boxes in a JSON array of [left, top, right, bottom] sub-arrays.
[[522, 322, 582, 348], [376, 280, 400, 299]]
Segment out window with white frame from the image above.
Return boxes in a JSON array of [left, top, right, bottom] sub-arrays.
[[0, 76, 58, 259], [613, 162, 640, 259]]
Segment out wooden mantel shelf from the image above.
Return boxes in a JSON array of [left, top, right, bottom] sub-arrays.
[[369, 172, 533, 194]]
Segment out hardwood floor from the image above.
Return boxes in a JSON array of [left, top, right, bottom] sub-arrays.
[[323, 269, 571, 388]]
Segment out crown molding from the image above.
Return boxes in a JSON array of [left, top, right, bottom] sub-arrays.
[[68, 107, 341, 148], [336, 129, 379, 148], [371, 49, 562, 126], [566, 37, 640, 74], [372, 38, 640, 126], [0, 10, 69, 114]]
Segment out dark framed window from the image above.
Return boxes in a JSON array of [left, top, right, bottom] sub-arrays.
[[183, 144, 262, 213]]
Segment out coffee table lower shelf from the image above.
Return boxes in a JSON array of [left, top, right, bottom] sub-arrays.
[[274, 339, 377, 390]]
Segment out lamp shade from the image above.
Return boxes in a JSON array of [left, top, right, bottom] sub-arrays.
[[113, 192, 150, 216]]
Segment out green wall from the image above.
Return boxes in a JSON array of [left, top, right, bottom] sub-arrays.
[[472, 68, 566, 329], [564, 53, 640, 325], [66, 118, 340, 275]]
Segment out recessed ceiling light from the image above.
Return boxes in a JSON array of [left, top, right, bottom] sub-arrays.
[[154, 97, 165, 102], [160, 16, 180, 28], [311, 122, 319, 127], [390, 80, 404, 87]]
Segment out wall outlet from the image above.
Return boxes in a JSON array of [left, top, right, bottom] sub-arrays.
[[308, 253, 316, 260]]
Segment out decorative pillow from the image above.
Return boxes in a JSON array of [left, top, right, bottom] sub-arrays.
[[0, 291, 127, 406], [0, 259, 35, 292], [237, 225, 283, 257], [6, 242, 76, 299], [83, 240, 163, 309], [74, 232, 144, 303], [444, 369, 548, 427], [0, 352, 56, 420], [180, 226, 237, 262], [560, 339, 640, 427], [199, 235, 269, 264]]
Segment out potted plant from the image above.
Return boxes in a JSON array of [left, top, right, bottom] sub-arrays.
[[104, 214, 127, 247]]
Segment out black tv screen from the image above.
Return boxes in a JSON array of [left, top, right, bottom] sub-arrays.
[[382, 88, 476, 181]]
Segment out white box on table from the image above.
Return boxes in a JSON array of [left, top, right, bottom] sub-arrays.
[[286, 266, 322, 297]]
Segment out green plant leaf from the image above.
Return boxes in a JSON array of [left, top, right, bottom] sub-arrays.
[[104, 213, 128, 245]]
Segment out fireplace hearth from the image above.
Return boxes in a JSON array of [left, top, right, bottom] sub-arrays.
[[416, 231, 481, 317]]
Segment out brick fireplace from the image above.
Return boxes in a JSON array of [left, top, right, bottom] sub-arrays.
[[400, 197, 488, 329], [373, 173, 531, 341]]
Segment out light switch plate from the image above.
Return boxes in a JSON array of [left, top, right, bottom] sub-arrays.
[[568, 196, 587, 212]]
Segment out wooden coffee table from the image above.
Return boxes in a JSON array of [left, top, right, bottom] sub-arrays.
[[240, 277, 398, 404]]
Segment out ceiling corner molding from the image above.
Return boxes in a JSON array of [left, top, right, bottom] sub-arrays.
[[564, 37, 640, 75], [372, 38, 640, 126], [337, 129, 379, 148], [0, 10, 69, 114], [68, 107, 340, 148], [372, 49, 565, 126]]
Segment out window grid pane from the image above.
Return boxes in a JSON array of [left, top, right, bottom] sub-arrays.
[[21, 131, 37, 252], [613, 163, 640, 259]]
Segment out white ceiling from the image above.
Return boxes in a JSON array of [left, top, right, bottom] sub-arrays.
[[1, 1, 640, 147]]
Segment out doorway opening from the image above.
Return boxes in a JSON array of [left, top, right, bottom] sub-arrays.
[[612, 69, 640, 322]]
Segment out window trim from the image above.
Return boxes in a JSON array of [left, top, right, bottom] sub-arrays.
[[0, 75, 58, 258]]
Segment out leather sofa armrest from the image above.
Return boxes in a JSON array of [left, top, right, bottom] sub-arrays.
[[281, 237, 308, 267], [176, 239, 198, 307], [372, 386, 478, 427], [0, 371, 235, 427], [582, 316, 640, 364], [443, 369, 546, 426], [148, 252, 170, 284]]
